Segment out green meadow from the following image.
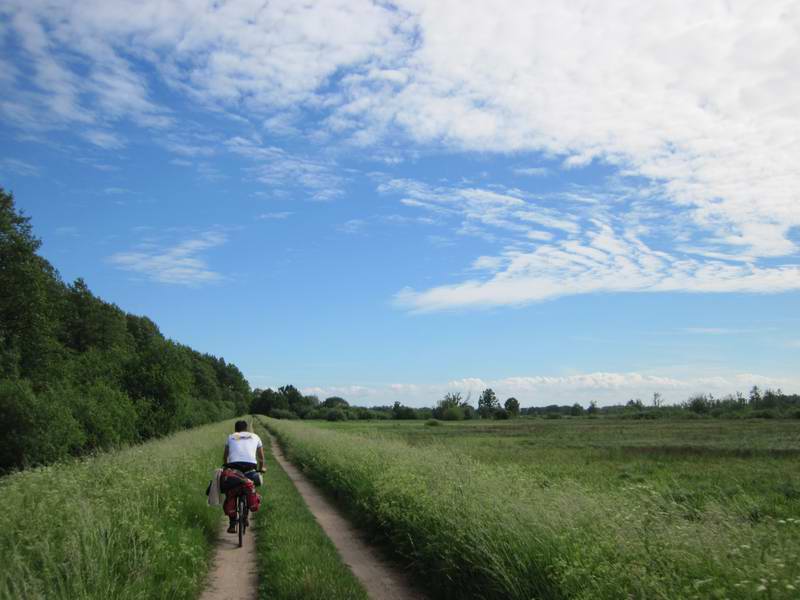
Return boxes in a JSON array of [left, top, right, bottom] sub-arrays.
[[266, 416, 800, 600]]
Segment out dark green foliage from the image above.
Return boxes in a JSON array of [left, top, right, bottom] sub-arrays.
[[270, 408, 299, 420], [442, 406, 465, 420], [0, 188, 250, 472], [494, 407, 510, 419], [504, 397, 520, 417], [392, 401, 418, 420], [569, 402, 584, 416], [433, 392, 463, 420], [326, 408, 348, 421], [478, 388, 499, 418], [322, 396, 349, 408]]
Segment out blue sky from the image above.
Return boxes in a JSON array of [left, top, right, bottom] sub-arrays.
[[2, 0, 799, 406]]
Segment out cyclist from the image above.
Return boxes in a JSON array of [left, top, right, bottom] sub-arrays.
[[222, 420, 265, 533]]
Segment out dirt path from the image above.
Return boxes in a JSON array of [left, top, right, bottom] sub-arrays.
[[269, 435, 424, 600], [199, 516, 258, 600]]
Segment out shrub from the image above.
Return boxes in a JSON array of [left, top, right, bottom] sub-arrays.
[[494, 408, 510, 420], [326, 408, 348, 421], [0, 379, 85, 471], [442, 406, 465, 421], [425, 419, 442, 427], [270, 408, 298, 420]]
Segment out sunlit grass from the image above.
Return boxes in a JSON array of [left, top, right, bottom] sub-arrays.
[[251, 418, 368, 600], [0, 420, 234, 599], [266, 417, 800, 599]]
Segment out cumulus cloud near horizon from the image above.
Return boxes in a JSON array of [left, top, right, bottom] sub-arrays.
[[293, 370, 796, 409]]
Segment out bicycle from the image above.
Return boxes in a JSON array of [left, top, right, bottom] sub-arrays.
[[234, 469, 263, 547]]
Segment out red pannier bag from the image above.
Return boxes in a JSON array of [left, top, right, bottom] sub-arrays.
[[220, 468, 261, 513], [247, 491, 261, 512]]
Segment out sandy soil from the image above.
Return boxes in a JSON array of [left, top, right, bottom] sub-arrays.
[[199, 511, 259, 600], [269, 435, 425, 600]]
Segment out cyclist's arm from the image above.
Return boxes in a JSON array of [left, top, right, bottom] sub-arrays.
[[257, 445, 265, 472], [222, 443, 229, 466]]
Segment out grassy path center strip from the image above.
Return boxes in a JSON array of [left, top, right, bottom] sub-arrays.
[[268, 432, 423, 600], [252, 419, 369, 600]]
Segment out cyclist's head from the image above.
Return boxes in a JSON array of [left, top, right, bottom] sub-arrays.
[[235, 420, 248, 432]]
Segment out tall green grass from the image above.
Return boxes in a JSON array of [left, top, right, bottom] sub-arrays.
[[251, 419, 368, 600], [266, 418, 800, 600], [0, 419, 234, 599]]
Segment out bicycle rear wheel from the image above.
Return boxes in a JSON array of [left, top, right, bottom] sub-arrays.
[[238, 495, 247, 547]]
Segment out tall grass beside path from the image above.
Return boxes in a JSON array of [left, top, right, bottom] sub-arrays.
[[250, 418, 368, 600], [265, 418, 800, 600], [0, 419, 235, 599]]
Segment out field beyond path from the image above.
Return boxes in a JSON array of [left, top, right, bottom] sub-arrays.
[[269, 435, 423, 600], [199, 519, 258, 600]]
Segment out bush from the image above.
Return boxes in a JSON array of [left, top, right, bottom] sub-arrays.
[[494, 408, 510, 420], [749, 409, 777, 419], [270, 408, 298, 420], [326, 408, 348, 421], [442, 406, 465, 421], [0, 379, 85, 471], [425, 419, 442, 427]]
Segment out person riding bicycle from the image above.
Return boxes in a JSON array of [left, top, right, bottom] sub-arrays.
[[221, 420, 265, 533]]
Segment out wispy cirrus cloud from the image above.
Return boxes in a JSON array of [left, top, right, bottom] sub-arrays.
[[513, 167, 548, 177], [0, 157, 40, 177], [257, 212, 292, 220], [108, 230, 227, 285], [226, 136, 345, 201], [378, 176, 800, 311]]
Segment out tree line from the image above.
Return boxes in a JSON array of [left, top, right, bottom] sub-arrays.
[[0, 189, 251, 473], [254, 383, 800, 423], [251, 386, 522, 421]]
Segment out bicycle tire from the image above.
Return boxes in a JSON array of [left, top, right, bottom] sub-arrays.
[[238, 495, 245, 547]]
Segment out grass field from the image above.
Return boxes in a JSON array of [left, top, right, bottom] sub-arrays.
[[251, 418, 368, 600], [0, 419, 232, 600], [266, 417, 800, 600]]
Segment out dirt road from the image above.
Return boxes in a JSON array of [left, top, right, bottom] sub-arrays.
[[269, 436, 424, 600], [199, 517, 258, 600]]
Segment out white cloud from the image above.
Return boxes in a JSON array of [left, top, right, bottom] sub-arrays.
[[339, 0, 800, 262], [4, 0, 800, 307], [513, 167, 548, 177], [226, 136, 344, 201], [291, 371, 799, 408], [338, 219, 366, 234], [0, 158, 40, 176], [83, 129, 125, 149], [395, 223, 800, 311], [258, 212, 292, 220], [108, 230, 227, 285]]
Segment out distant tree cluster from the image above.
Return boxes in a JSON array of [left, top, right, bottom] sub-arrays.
[[519, 388, 800, 420], [256, 387, 526, 422], [265, 384, 800, 424], [0, 189, 250, 473]]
